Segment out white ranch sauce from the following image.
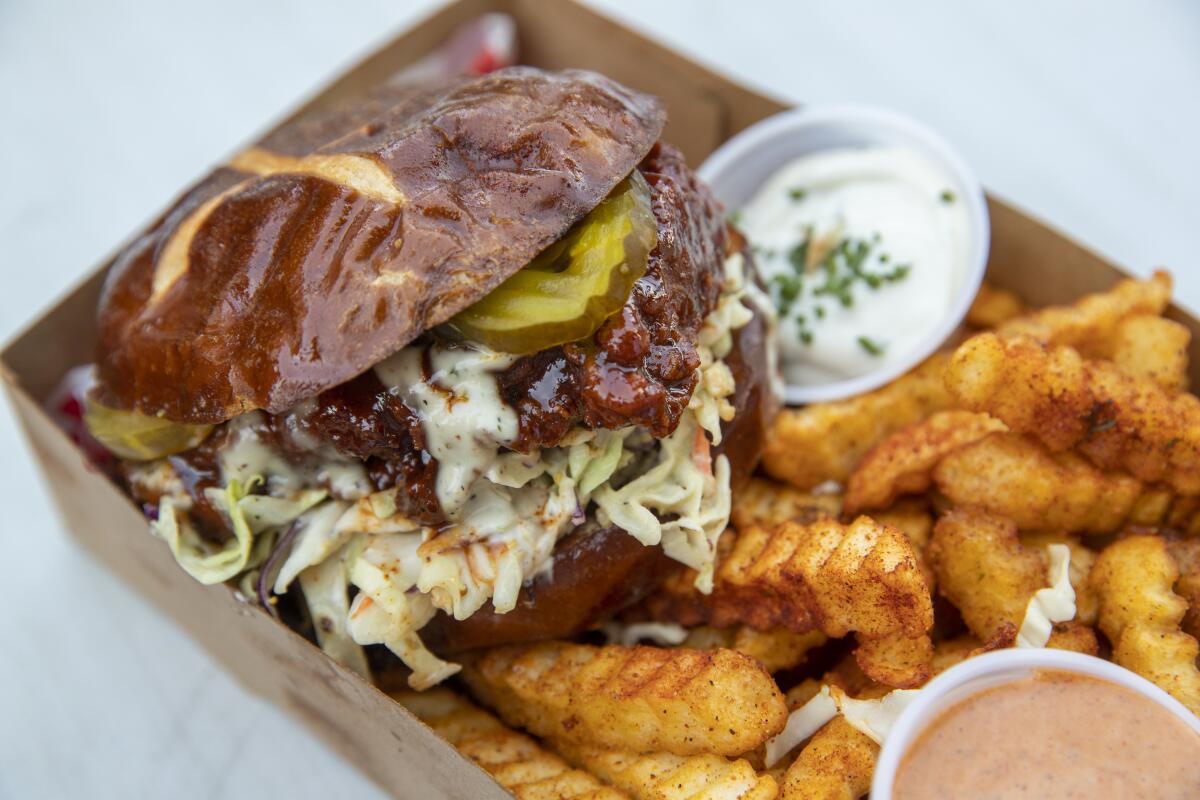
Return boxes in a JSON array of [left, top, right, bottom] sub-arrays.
[[738, 145, 970, 386]]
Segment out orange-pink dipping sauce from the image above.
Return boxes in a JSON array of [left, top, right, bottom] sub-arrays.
[[893, 670, 1200, 799]]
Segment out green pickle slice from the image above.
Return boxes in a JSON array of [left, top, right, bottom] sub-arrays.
[[85, 399, 214, 461], [449, 170, 657, 354]]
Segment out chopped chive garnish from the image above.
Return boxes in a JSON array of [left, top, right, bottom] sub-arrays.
[[940, 189, 956, 204], [788, 187, 808, 202], [857, 336, 885, 356]]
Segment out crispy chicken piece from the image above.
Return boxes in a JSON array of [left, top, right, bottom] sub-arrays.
[[945, 333, 1200, 494], [762, 354, 951, 491], [779, 717, 877, 800], [461, 642, 787, 757], [966, 282, 1027, 329], [843, 410, 1006, 514], [1107, 315, 1191, 393], [995, 270, 1172, 352], [733, 477, 842, 531], [927, 509, 1045, 645], [552, 741, 778, 800], [682, 626, 827, 674], [1091, 535, 1200, 714], [932, 432, 1152, 534], [394, 688, 629, 799], [644, 518, 934, 688]]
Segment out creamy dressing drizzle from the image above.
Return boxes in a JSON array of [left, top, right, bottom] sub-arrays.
[[738, 145, 970, 386], [147, 252, 758, 689]]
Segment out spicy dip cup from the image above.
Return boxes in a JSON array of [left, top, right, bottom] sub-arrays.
[[870, 648, 1200, 799]]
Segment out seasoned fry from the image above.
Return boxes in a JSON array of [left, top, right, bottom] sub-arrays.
[[733, 477, 842, 531], [966, 283, 1027, 329], [1090, 535, 1200, 714], [995, 270, 1172, 352], [932, 432, 1149, 534], [683, 626, 827, 674], [966, 282, 1027, 329], [394, 688, 629, 799], [843, 411, 1006, 514], [554, 741, 778, 800], [1045, 622, 1100, 655], [929, 635, 984, 675], [779, 717, 877, 800], [945, 333, 1200, 494], [762, 354, 952, 490], [645, 518, 934, 688], [461, 642, 787, 757], [870, 499, 934, 552], [927, 509, 1044, 645], [872, 499, 936, 590], [944, 333, 1091, 451], [1107, 315, 1191, 393], [1165, 537, 1200, 640]]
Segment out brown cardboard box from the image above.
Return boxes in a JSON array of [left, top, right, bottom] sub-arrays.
[[3, 1, 1197, 798]]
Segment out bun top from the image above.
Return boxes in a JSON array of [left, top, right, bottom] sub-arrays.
[[95, 68, 666, 423]]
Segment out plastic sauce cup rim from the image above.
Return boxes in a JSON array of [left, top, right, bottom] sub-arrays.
[[697, 103, 990, 405], [871, 648, 1200, 799]]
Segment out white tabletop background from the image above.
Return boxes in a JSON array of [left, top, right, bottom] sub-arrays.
[[1, 1, 1197, 797]]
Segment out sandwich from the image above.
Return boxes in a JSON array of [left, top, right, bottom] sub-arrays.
[[84, 67, 778, 688]]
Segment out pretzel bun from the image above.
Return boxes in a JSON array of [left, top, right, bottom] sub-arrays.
[[95, 68, 665, 423]]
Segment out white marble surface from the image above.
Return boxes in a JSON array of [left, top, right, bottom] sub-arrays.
[[1, 1, 1197, 797]]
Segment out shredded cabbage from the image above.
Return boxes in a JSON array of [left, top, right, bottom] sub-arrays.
[[152, 478, 255, 585], [765, 686, 839, 767], [1017, 544, 1076, 648], [298, 539, 370, 678], [832, 686, 921, 745], [764, 684, 921, 766], [592, 413, 731, 592], [601, 621, 690, 647], [142, 249, 764, 690]]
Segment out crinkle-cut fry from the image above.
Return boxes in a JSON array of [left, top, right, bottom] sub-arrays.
[[762, 354, 951, 491], [1091, 535, 1200, 714], [945, 333, 1200, 494], [1045, 621, 1100, 655], [930, 635, 982, 674], [995, 269, 1172, 352], [1165, 537, 1200, 640], [933, 431, 1154, 534], [683, 626, 827, 674], [870, 499, 934, 552], [944, 333, 1091, 451], [553, 741, 778, 800], [1021, 531, 1098, 626], [644, 518, 934, 688], [1108, 315, 1191, 393], [779, 717, 877, 800], [394, 688, 629, 800], [927, 509, 1044, 644], [869, 499, 936, 591], [733, 477, 842, 531], [843, 410, 1006, 514], [461, 642, 787, 757], [966, 282, 1027, 329]]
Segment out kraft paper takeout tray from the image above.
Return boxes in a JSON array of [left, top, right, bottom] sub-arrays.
[[4, 1, 1199, 797]]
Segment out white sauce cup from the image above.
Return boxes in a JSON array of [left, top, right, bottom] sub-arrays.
[[698, 105, 990, 405], [871, 648, 1200, 799]]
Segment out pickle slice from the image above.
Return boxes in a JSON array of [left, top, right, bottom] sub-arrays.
[[448, 170, 657, 354], [84, 399, 214, 461]]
